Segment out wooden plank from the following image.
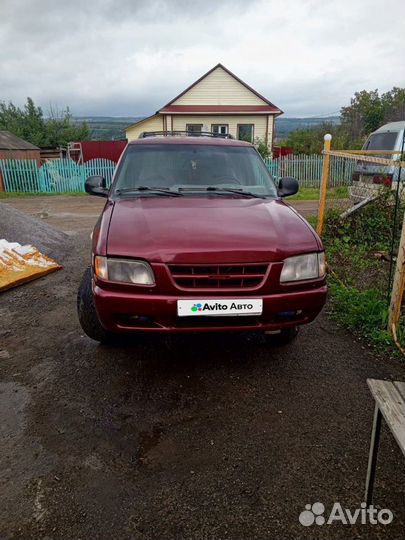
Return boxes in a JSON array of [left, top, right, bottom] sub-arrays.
[[388, 205, 405, 330], [394, 381, 405, 401], [340, 194, 378, 219], [341, 150, 403, 155], [326, 150, 405, 168], [367, 378, 405, 455]]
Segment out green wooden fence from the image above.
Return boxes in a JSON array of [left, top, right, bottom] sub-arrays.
[[0, 158, 116, 193], [0, 154, 354, 194]]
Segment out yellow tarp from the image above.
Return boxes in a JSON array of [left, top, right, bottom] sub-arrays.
[[0, 239, 61, 292]]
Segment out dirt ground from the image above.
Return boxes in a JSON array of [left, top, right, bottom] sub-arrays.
[[0, 195, 404, 539], [0, 195, 320, 234], [1, 195, 107, 234]]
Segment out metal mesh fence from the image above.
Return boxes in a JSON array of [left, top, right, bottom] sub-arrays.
[[317, 142, 405, 351]]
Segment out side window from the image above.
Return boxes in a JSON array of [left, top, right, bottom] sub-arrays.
[[186, 124, 203, 136], [237, 124, 254, 143], [212, 124, 228, 136]]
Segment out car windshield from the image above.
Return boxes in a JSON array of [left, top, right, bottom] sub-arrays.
[[112, 144, 278, 197], [364, 132, 399, 151]]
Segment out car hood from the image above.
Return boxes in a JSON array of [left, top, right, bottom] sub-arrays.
[[106, 197, 320, 263]]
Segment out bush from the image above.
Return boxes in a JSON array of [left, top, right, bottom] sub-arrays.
[[323, 189, 402, 251], [254, 137, 271, 159]]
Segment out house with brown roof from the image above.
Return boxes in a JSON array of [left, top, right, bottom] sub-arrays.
[[125, 64, 282, 149]]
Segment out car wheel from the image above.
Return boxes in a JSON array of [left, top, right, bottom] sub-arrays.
[[77, 267, 115, 344], [264, 326, 299, 345]]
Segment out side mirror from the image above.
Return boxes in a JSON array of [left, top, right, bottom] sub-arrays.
[[278, 176, 299, 197], [85, 175, 108, 197]]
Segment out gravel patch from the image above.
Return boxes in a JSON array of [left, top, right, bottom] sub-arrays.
[[0, 202, 72, 262]]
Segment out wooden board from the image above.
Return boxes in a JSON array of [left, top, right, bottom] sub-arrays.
[[0, 240, 61, 292], [388, 207, 405, 331], [367, 379, 405, 456]]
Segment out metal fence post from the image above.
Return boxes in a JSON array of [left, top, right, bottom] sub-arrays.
[[317, 134, 332, 236]]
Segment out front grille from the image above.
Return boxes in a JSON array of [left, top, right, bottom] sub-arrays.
[[168, 263, 268, 290]]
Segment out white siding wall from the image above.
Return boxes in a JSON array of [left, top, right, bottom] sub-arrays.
[[173, 67, 267, 106], [126, 115, 163, 141], [172, 115, 273, 146], [126, 113, 275, 148]]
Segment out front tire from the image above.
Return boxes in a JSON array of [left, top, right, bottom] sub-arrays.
[[264, 326, 299, 345], [77, 267, 115, 343]]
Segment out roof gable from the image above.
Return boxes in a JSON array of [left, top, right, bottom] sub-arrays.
[[159, 64, 281, 113]]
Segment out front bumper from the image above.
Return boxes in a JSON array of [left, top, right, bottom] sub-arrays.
[[93, 283, 327, 334]]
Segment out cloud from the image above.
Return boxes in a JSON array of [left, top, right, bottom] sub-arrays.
[[0, 0, 404, 117]]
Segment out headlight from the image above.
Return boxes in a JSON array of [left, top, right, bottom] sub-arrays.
[[280, 252, 325, 283], [94, 256, 155, 285]]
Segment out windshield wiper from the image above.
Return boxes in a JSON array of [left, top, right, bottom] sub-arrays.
[[115, 186, 183, 197], [179, 186, 265, 198]]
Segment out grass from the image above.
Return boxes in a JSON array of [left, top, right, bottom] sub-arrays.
[[0, 191, 86, 198], [289, 186, 349, 201], [327, 282, 394, 351], [319, 192, 405, 355]]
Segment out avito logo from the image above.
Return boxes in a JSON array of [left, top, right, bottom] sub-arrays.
[[299, 502, 393, 527], [191, 301, 254, 313]]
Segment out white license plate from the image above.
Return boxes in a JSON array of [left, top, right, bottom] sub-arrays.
[[177, 299, 263, 317]]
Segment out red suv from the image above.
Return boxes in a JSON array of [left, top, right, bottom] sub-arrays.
[[77, 133, 327, 344]]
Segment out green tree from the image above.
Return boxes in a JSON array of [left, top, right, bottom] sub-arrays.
[[0, 101, 27, 140], [381, 87, 405, 123], [45, 105, 90, 147], [23, 97, 47, 146], [340, 89, 384, 145], [281, 122, 344, 154], [281, 86, 405, 154], [0, 97, 90, 147], [340, 87, 405, 146]]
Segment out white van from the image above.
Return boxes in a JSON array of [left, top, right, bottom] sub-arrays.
[[350, 121, 405, 203]]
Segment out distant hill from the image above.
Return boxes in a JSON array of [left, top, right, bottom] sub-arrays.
[[275, 116, 340, 142], [73, 116, 143, 140], [73, 115, 340, 142]]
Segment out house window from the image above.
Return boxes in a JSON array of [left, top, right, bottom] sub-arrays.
[[186, 124, 203, 136], [211, 124, 228, 136], [237, 124, 254, 143]]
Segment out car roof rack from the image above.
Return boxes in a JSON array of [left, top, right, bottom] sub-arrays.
[[138, 130, 235, 139]]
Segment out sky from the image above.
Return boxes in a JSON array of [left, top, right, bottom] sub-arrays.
[[1, 0, 404, 118]]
